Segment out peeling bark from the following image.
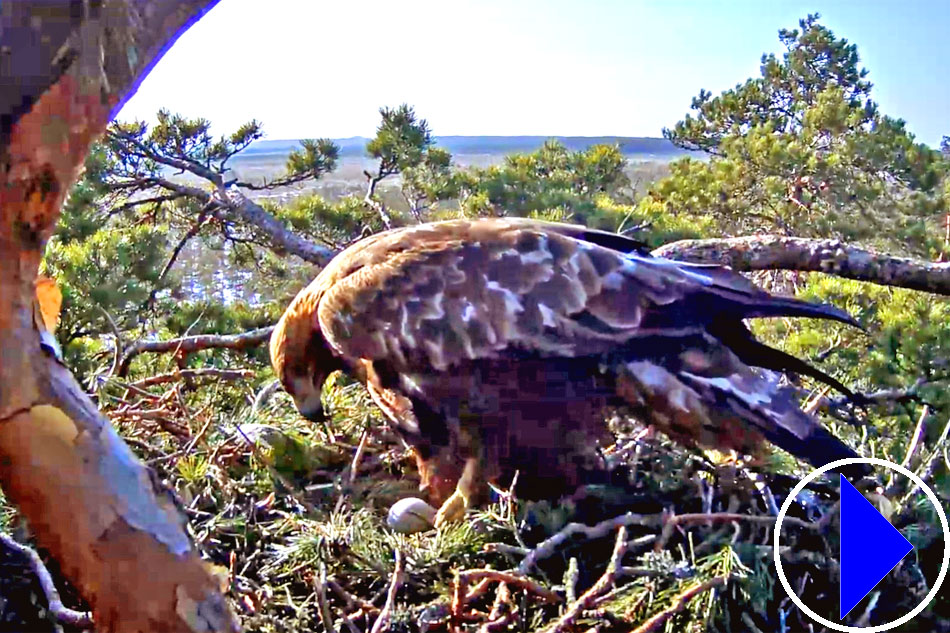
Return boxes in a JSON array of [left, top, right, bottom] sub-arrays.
[[653, 235, 950, 296], [0, 2, 239, 631]]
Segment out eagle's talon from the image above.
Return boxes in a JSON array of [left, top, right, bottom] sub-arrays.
[[434, 489, 470, 528]]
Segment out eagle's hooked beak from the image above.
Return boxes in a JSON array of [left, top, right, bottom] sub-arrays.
[[295, 390, 327, 423]]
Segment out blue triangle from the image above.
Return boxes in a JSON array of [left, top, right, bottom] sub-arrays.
[[839, 474, 913, 619]]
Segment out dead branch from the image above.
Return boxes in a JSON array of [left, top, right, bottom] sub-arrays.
[[656, 512, 817, 551], [313, 563, 336, 633], [518, 512, 662, 575], [630, 575, 730, 633], [454, 569, 561, 617], [0, 531, 94, 629], [130, 368, 255, 389], [653, 235, 950, 296], [369, 549, 405, 633], [118, 326, 274, 376], [541, 526, 628, 633]]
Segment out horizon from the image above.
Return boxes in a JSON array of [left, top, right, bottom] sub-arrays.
[[118, 1, 950, 147]]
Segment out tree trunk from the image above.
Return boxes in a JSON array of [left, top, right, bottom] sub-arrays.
[[0, 2, 239, 631]]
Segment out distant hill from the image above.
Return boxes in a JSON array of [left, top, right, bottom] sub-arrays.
[[235, 136, 689, 162]]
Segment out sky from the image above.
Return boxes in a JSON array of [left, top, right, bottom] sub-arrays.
[[118, 0, 950, 147]]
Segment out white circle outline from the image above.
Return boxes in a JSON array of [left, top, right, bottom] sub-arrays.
[[773, 457, 950, 632]]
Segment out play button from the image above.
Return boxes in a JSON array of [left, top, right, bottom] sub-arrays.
[[839, 474, 913, 619], [774, 457, 950, 632]]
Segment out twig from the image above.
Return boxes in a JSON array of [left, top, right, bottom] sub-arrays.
[[854, 590, 880, 627], [118, 326, 274, 376], [900, 415, 950, 506], [130, 368, 254, 389], [251, 379, 282, 414], [369, 549, 405, 633], [95, 304, 123, 379], [0, 531, 94, 629], [901, 405, 930, 472], [483, 543, 530, 557], [656, 512, 816, 551], [885, 405, 930, 495], [454, 569, 561, 614], [313, 563, 336, 633], [519, 512, 662, 574], [349, 428, 370, 485], [541, 526, 628, 633], [630, 575, 729, 633]]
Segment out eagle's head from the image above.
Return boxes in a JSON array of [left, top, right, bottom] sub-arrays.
[[270, 291, 342, 423]]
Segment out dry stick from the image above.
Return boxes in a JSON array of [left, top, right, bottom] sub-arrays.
[[348, 428, 371, 484], [483, 542, 530, 557], [327, 577, 377, 614], [886, 405, 930, 495], [854, 591, 881, 628], [182, 411, 217, 456], [901, 405, 931, 472], [630, 575, 730, 633], [519, 512, 662, 575], [0, 532, 94, 629], [313, 563, 336, 633], [656, 512, 817, 551], [901, 414, 950, 507], [129, 368, 254, 389], [455, 570, 562, 610], [369, 549, 405, 633], [118, 326, 275, 376], [541, 526, 628, 633]]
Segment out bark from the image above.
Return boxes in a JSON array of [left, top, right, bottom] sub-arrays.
[[652, 235, 950, 296], [118, 326, 275, 377], [0, 2, 239, 632]]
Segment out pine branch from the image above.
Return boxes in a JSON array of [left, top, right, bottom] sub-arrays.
[[653, 235, 950, 296], [118, 326, 275, 376]]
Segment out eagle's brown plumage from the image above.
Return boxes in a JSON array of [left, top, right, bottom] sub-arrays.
[[270, 218, 866, 525]]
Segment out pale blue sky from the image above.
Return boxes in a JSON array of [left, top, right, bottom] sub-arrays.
[[119, 0, 949, 146]]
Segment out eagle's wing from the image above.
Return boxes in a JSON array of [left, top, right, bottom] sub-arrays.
[[316, 218, 853, 372], [314, 218, 865, 476]]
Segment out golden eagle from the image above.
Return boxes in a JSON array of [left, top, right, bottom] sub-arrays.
[[270, 218, 864, 526]]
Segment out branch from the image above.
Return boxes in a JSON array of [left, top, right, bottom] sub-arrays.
[[108, 141, 335, 266], [541, 527, 628, 633], [129, 368, 255, 389], [369, 549, 405, 633], [653, 235, 950, 295], [0, 531, 94, 629], [118, 326, 275, 376], [221, 187, 335, 264], [630, 576, 730, 633]]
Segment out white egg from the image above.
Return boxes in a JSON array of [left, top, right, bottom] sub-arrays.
[[387, 497, 437, 534]]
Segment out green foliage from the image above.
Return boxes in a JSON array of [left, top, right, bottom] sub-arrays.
[[366, 104, 434, 175], [456, 140, 631, 228], [649, 14, 948, 257]]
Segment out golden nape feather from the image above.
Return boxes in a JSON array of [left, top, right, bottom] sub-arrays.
[[270, 218, 868, 525]]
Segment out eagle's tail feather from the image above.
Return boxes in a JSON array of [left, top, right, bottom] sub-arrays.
[[760, 419, 872, 480], [616, 353, 871, 481], [707, 291, 861, 329], [708, 320, 856, 399]]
